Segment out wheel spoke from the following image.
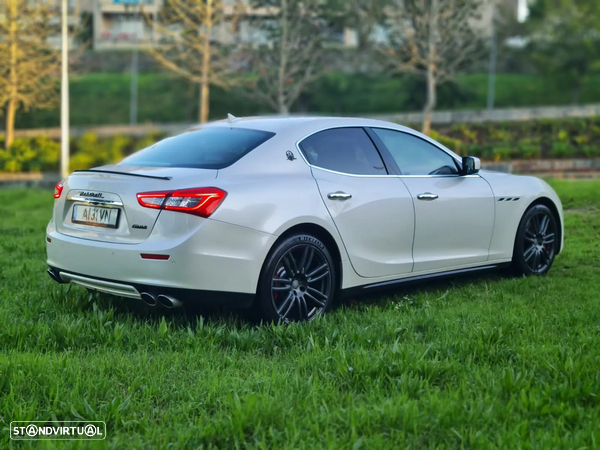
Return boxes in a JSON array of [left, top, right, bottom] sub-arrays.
[[299, 246, 314, 274], [307, 286, 328, 300], [539, 215, 549, 235], [532, 249, 540, 270], [543, 233, 555, 245], [307, 263, 328, 280], [272, 285, 292, 292], [299, 296, 309, 319], [308, 269, 330, 283], [273, 278, 291, 284], [277, 292, 295, 317], [532, 214, 541, 233], [282, 254, 297, 277], [540, 247, 550, 265], [524, 231, 537, 242], [523, 245, 536, 262], [305, 291, 325, 308]]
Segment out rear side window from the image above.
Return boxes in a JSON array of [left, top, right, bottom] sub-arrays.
[[298, 128, 387, 175], [120, 127, 275, 170]]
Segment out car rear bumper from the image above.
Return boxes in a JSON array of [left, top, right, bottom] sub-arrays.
[[47, 266, 255, 308], [46, 215, 277, 302]]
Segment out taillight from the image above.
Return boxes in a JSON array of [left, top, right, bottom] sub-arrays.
[[136, 187, 227, 218], [53, 181, 64, 199]]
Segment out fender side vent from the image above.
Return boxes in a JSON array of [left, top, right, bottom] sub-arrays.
[[498, 197, 521, 202]]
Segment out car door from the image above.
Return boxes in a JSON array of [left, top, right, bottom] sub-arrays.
[[370, 127, 495, 273], [298, 127, 415, 278]]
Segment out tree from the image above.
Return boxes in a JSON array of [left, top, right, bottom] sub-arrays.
[[382, 0, 485, 134], [241, 0, 330, 114], [0, 0, 60, 149], [144, 0, 245, 123], [327, 0, 387, 50], [526, 0, 600, 104]]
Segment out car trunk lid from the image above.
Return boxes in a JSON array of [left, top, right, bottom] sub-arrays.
[[55, 165, 218, 244]]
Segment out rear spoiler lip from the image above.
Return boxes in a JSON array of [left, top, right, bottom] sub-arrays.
[[72, 169, 172, 181]]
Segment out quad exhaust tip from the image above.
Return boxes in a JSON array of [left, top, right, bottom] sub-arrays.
[[47, 268, 66, 284], [140, 293, 183, 309], [140, 292, 158, 307], [157, 294, 183, 309]]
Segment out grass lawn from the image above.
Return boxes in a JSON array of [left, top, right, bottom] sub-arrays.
[[0, 180, 599, 448]]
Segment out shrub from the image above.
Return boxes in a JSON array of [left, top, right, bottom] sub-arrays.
[[0, 137, 60, 173], [0, 133, 160, 173], [434, 117, 600, 160], [582, 145, 600, 158], [550, 142, 576, 158], [517, 139, 541, 159], [492, 147, 514, 161], [70, 133, 131, 171]]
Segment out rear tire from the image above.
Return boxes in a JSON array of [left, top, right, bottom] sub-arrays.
[[256, 234, 336, 323], [511, 204, 558, 276]]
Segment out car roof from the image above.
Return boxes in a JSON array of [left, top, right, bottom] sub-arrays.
[[195, 115, 415, 135]]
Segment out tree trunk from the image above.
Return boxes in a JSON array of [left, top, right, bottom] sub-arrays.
[[199, 0, 212, 123], [277, 0, 289, 115], [278, 96, 289, 115], [6, 0, 18, 149], [5, 98, 16, 150], [422, 0, 438, 136], [423, 66, 436, 136], [199, 80, 209, 124]]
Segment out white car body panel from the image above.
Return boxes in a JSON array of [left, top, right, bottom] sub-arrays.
[[46, 116, 564, 305], [399, 175, 495, 272], [310, 167, 415, 278], [478, 171, 564, 260]]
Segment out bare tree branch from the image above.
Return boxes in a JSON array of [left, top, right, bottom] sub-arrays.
[[0, 0, 60, 149], [239, 0, 330, 114], [381, 0, 486, 133], [143, 0, 245, 123]]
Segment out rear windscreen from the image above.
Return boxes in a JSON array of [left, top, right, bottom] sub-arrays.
[[120, 127, 275, 170]]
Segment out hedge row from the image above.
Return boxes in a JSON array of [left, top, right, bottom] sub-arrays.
[[7, 72, 600, 129], [427, 117, 600, 161], [0, 133, 165, 173], [1, 117, 599, 173]]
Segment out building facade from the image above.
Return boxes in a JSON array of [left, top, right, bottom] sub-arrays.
[[52, 0, 526, 51]]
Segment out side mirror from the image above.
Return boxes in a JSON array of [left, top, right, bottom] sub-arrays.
[[461, 156, 481, 175]]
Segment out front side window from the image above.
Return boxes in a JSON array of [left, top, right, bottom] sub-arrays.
[[298, 128, 387, 176], [120, 127, 275, 170], [371, 128, 459, 176]]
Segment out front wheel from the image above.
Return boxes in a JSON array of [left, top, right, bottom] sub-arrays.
[[256, 234, 336, 323], [512, 204, 558, 276]]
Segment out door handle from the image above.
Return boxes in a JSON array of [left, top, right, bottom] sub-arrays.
[[327, 191, 352, 201], [417, 192, 439, 201]]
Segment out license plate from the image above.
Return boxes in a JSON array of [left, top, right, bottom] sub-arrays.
[[72, 205, 120, 228]]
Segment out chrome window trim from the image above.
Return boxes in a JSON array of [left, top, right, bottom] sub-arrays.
[[369, 126, 463, 164], [295, 124, 477, 179], [295, 125, 389, 178]]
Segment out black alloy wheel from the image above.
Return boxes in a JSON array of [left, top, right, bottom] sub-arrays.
[[512, 204, 558, 276], [257, 234, 335, 323]]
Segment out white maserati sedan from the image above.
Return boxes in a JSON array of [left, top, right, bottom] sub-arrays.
[[46, 116, 563, 322]]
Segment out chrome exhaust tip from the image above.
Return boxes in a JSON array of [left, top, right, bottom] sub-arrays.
[[140, 292, 158, 307], [157, 294, 183, 309], [47, 268, 66, 284]]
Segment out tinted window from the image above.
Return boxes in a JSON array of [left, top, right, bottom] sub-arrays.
[[120, 127, 275, 170], [299, 128, 386, 175], [372, 128, 459, 175]]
